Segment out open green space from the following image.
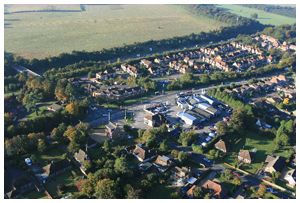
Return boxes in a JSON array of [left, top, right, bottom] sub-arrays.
[[217, 4, 295, 26], [45, 170, 81, 198], [33, 145, 66, 166], [224, 131, 293, 174], [145, 184, 177, 199], [5, 4, 227, 59]]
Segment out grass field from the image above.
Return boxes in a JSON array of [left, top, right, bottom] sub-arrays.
[[4, 4, 227, 59], [217, 4, 296, 26], [224, 131, 293, 174]]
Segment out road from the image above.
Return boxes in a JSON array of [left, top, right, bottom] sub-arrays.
[[87, 72, 281, 128], [12, 64, 41, 77]]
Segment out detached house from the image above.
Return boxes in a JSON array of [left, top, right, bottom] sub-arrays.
[[201, 180, 224, 198], [43, 160, 72, 180], [133, 144, 155, 162], [105, 122, 126, 140], [264, 155, 286, 174], [144, 113, 166, 127], [214, 140, 227, 153], [74, 149, 90, 176], [238, 150, 252, 164], [153, 155, 173, 172]]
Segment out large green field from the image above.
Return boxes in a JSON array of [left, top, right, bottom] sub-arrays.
[[217, 4, 296, 26], [4, 4, 227, 59]]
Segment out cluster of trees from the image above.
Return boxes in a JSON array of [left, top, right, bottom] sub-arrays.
[[262, 24, 296, 43], [178, 130, 197, 147], [138, 124, 169, 148], [241, 4, 296, 18], [274, 119, 295, 149], [63, 122, 90, 153], [167, 64, 281, 91], [5, 132, 47, 157], [126, 76, 158, 92]]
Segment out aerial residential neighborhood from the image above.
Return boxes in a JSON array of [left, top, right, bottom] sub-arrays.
[[3, 2, 296, 200]]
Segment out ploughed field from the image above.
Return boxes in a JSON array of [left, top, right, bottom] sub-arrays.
[[4, 4, 227, 59]]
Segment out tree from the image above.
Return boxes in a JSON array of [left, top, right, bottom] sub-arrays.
[[87, 71, 93, 79], [37, 139, 47, 152], [114, 157, 130, 176], [159, 139, 169, 152], [193, 186, 203, 198], [124, 184, 141, 199], [257, 184, 266, 197], [81, 176, 95, 198], [251, 13, 258, 19], [192, 144, 203, 154], [103, 140, 111, 152], [178, 151, 188, 163], [95, 178, 119, 199], [216, 121, 228, 136]]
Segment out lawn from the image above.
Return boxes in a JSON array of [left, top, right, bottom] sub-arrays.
[[26, 101, 57, 119], [145, 184, 177, 199], [4, 4, 227, 59], [33, 145, 67, 166], [45, 169, 82, 198], [224, 131, 293, 174], [217, 4, 296, 26]]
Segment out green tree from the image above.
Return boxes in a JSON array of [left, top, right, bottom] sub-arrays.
[[178, 151, 188, 163], [114, 157, 130, 176], [95, 179, 119, 199], [37, 139, 47, 152]]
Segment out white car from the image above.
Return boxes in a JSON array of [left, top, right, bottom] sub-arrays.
[[205, 137, 212, 142], [201, 142, 207, 147], [25, 158, 32, 166]]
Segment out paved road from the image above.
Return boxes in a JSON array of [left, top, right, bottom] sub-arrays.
[[12, 64, 41, 77], [87, 73, 281, 128]]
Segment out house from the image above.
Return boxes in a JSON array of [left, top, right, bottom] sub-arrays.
[[47, 103, 63, 112], [201, 180, 223, 198], [95, 71, 116, 81], [281, 168, 296, 187], [177, 111, 198, 126], [105, 122, 126, 140], [264, 155, 286, 174], [173, 166, 190, 178], [186, 185, 197, 198], [74, 149, 90, 175], [238, 150, 252, 164], [4, 165, 36, 199], [140, 59, 152, 68], [43, 159, 72, 180], [214, 140, 227, 153], [133, 144, 155, 162], [153, 155, 173, 172], [144, 113, 166, 127], [138, 162, 153, 172]]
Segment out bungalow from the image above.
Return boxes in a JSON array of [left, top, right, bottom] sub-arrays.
[[201, 180, 223, 198], [214, 140, 227, 153], [105, 122, 126, 140], [153, 155, 173, 172], [43, 159, 72, 180], [238, 150, 252, 164], [264, 155, 286, 174], [281, 168, 296, 187], [133, 144, 155, 162], [140, 59, 152, 68], [74, 149, 90, 176], [47, 103, 63, 112]]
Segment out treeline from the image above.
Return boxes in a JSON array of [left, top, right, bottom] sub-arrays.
[[262, 24, 296, 43], [185, 4, 257, 25], [240, 4, 296, 18], [5, 18, 265, 75], [167, 64, 279, 91]]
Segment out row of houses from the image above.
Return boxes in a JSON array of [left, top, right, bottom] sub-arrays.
[[255, 34, 296, 52], [91, 85, 145, 101]]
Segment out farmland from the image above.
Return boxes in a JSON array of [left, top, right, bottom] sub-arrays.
[[217, 4, 296, 26], [4, 4, 227, 59]]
